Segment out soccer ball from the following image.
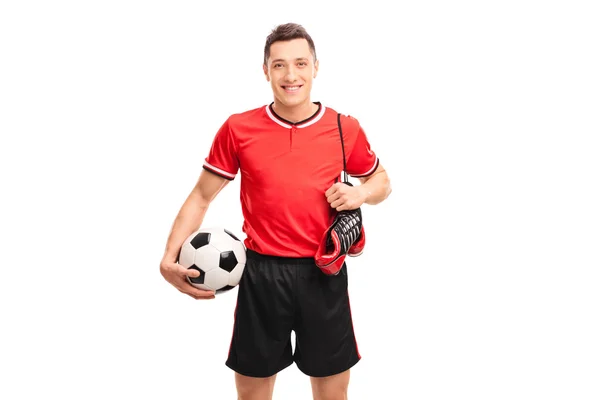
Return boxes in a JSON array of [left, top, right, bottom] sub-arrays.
[[178, 226, 247, 294]]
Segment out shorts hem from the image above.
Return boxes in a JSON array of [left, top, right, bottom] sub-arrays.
[[225, 359, 294, 378], [296, 355, 361, 378]]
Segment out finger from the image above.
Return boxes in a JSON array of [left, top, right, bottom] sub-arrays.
[[185, 291, 215, 300], [183, 279, 216, 298], [327, 193, 340, 204], [189, 291, 216, 300], [331, 199, 343, 209], [192, 290, 216, 299], [325, 182, 342, 197], [178, 285, 215, 299]]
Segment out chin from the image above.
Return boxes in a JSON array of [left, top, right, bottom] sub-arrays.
[[277, 95, 307, 108]]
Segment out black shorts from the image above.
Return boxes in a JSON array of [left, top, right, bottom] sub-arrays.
[[225, 249, 361, 378]]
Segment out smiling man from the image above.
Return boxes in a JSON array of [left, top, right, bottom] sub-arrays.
[[160, 23, 392, 400]]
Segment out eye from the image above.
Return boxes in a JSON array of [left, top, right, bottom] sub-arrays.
[[273, 63, 283, 68], [298, 62, 307, 67]]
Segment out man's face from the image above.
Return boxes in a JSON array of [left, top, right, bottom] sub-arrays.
[[263, 38, 319, 108]]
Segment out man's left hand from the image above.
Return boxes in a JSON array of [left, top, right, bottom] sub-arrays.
[[325, 182, 368, 211]]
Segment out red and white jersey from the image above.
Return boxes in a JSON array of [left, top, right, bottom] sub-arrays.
[[203, 102, 379, 257]]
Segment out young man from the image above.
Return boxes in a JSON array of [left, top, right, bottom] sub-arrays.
[[160, 23, 392, 400]]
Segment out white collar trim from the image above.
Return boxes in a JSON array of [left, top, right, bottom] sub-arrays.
[[265, 104, 326, 129]]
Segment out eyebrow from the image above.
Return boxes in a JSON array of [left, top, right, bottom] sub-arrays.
[[271, 57, 309, 64]]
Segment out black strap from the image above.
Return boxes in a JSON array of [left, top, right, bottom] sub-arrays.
[[337, 113, 349, 183]]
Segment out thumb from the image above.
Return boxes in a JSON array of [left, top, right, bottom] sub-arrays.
[[183, 266, 201, 278]]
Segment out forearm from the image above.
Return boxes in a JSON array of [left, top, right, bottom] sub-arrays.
[[163, 190, 210, 262], [359, 171, 392, 205]]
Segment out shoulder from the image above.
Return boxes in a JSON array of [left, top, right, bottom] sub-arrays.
[[324, 106, 361, 134], [226, 105, 268, 127]]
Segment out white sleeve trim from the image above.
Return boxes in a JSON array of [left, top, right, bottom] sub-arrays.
[[203, 161, 236, 179], [350, 157, 379, 178]]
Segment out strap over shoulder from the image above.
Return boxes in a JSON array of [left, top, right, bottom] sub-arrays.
[[337, 113, 349, 184]]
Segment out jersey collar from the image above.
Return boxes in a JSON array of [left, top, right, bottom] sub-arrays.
[[265, 102, 325, 129]]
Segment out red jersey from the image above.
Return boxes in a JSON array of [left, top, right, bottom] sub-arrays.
[[203, 102, 379, 257]]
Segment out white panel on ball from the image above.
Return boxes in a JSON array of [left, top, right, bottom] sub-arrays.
[[228, 263, 245, 286], [230, 240, 247, 265], [205, 268, 230, 291], [178, 242, 196, 268], [193, 245, 221, 272], [208, 229, 237, 252]]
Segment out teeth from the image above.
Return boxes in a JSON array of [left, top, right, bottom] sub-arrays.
[[284, 86, 300, 91]]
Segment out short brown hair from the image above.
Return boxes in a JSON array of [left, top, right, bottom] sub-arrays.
[[263, 23, 317, 66]]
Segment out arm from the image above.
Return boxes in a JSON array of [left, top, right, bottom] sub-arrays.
[[357, 163, 392, 205], [160, 169, 230, 299], [162, 169, 230, 263]]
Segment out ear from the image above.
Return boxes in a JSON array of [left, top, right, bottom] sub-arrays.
[[313, 59, 319, 78], [263, 64, 270, 82]]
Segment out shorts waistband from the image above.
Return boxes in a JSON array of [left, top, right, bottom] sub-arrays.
[[246, 249, 316, 265]]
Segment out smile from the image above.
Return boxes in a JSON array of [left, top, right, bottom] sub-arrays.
[[282, 85, 302, 92]]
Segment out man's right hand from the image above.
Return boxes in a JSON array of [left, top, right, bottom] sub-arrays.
[[160, 260, 216, 300]]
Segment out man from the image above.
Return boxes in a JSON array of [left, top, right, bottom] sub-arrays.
[[160, 23, 392, 400]]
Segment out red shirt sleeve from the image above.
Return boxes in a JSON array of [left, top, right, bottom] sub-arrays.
[[341, 115, 379, 178], [203, 117, 239, 180]]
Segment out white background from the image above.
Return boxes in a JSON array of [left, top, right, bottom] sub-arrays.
[[1, 0, 599, 399]]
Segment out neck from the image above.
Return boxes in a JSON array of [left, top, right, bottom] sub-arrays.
[[272, 99, 318, 123]]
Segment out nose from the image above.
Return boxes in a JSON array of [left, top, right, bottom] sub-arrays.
[[285, 67, 297, 82]]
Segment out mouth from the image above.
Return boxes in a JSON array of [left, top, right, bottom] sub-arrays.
[[281, 85, 302, 93]]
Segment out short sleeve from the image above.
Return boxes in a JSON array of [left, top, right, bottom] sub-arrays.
[[343, 116, 379, 178], [202, 117, 239, 180]]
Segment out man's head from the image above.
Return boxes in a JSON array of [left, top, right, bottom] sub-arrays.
[[263, 23, 319, 109]]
